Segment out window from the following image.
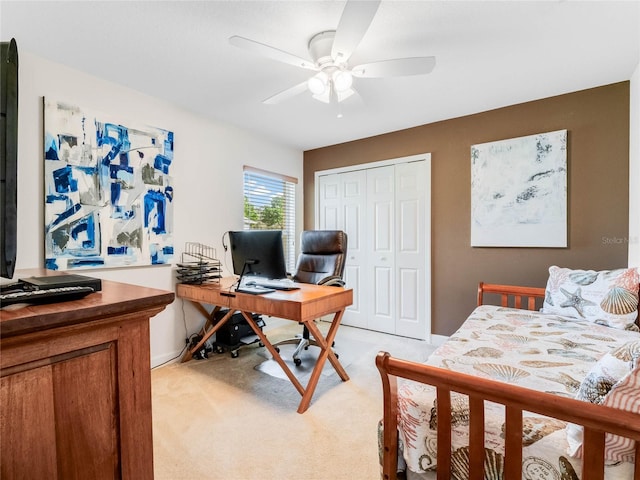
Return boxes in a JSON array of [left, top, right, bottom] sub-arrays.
[[243, 166, 296, 272]]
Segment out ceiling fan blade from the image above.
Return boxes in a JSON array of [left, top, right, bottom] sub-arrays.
[[229, 36, 317, 71], [262, 81, 309, 105], [331, 0, 381, 63], [351, 57, 436, 78]]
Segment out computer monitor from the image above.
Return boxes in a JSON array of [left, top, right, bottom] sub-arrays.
[[228, 230, 287, 282]]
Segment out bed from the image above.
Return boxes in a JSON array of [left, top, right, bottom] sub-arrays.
[[377, 267, 640, 480]]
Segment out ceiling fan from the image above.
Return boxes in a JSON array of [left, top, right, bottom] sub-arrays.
[[229, 0, 436, 107]]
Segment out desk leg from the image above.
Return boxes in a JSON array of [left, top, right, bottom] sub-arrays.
[[238, 311, 305, 397], [181, 306, 234, 363], [304, 311, 349, 381], [297, 309, 349, 413]]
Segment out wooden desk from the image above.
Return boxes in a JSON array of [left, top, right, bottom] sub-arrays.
[[176, 277, 353, 413], [1, 271, 174, 479]]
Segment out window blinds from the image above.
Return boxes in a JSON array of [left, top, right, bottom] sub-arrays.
[[243, 166, 296, 271]]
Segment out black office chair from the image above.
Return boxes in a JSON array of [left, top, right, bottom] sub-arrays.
[[273, 230, 348, 366]]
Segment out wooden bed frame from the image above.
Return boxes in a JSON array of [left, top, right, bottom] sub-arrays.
[[376, 283, 640, 480]]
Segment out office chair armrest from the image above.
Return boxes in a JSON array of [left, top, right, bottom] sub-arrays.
[[317, 275, 345, 287]]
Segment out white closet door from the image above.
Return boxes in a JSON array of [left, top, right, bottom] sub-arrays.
[[395, 161, 428, 338], [341, 170, 367, 328], [367, 166, 396, 334], [318, 174, 341, 230], [316, 155, 431, 340], [318, 171, 367, 328]]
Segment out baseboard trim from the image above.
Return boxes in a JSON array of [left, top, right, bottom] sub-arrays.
[[151, 349, 185, 368]]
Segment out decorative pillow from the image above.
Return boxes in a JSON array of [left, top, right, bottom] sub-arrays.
[[566, 340, 640, 461], [542, 266, 640, 331], [599, 363, 640, 461]]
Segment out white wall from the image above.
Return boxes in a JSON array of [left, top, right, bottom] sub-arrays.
[[12, 51, 303, 366], [630, 62, 640, 267]]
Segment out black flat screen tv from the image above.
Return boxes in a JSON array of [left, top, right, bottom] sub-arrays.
[[1, 38, 18, 279], [228, 230, 287, 281]]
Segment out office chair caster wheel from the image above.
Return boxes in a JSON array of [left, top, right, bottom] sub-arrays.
[[231, 350, 239, 358], [294, 358, 302, 367], [274, 346, 280, 353]]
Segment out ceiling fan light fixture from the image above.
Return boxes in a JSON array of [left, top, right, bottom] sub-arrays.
[[336, 87, 355, 103], [312, 89, 331, 104], [332, 69, 353, 92], [307, 72, 328, 95]]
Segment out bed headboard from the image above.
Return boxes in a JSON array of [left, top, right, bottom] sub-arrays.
[[477, 282, 546, 311]]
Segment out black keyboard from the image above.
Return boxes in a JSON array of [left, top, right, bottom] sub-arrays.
[[0, 285, 96, 306], [249, 279, 300, 291]]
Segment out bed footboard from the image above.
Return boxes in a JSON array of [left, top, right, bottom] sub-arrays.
[[376, 352, 640, 480]]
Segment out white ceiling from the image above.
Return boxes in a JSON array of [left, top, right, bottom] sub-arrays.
[[2, 1, 639, 151]]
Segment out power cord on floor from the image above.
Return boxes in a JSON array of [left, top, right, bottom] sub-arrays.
[[151, 298, 198, 369]]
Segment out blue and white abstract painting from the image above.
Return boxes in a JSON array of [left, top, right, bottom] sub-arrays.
[[471, 129, 567, 247], [44, 99, 174, 270]]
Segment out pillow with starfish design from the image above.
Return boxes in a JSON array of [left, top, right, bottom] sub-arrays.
[[541, 266, 640, 331]]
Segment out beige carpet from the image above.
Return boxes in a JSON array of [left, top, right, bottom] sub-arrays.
[[151, 319, 436, 480]]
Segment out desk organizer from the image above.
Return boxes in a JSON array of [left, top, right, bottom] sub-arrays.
[[176, 242, 222, 284]]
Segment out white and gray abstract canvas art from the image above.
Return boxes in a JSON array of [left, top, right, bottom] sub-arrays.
[[471, 129, 567, 247]]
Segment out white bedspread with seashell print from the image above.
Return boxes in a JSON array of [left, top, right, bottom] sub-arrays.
[[396, 304, 640, 480]]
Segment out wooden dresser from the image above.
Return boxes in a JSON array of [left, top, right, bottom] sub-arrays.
[[0, 272, 174, 479]]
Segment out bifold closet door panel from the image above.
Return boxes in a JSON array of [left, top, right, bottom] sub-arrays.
[[367, 165, 396, 334], [318, 171, 368, 328], [395, 161, 428, 339]]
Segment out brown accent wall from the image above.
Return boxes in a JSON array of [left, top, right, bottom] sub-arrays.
[[303, 82, 630, 336]]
